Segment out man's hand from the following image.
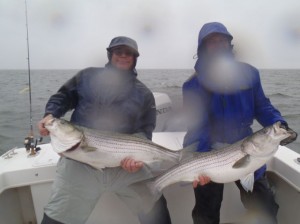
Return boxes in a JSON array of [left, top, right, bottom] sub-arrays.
[[121, 157, 143, 173], [280, 123, 298, 146], [38, 114, 53, 136], [193, 175, 211, 188]]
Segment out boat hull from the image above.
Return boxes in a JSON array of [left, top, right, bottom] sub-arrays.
[[0, 132, 299, 224]]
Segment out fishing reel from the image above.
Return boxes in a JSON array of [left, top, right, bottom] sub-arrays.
[[24, 135, 43, 156]]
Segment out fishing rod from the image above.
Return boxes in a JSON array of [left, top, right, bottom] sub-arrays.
[[25, 0, 33, 136], [24, 0, 42, 155]]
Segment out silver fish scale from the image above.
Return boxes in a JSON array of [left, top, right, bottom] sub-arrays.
[[154, 143, 246, 189], [82, 128, 180, 160]]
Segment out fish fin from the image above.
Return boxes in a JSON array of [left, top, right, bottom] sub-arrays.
[[81, 145, 97, 152], [232, 154, 250, 168], [147, 179, 161, 198], [179, 181, 192, 187], [129, 178, 162, 213], [179, 151, 199, 163], [179, 143, 199, 161], [78, 136, 97, 152], [182, 142, 199, 152], [80, 139, 97, 152], [132, 132, 148, 140], [240, 173, 255, 192]]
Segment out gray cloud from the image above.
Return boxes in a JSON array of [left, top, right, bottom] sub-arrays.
[[0, 0, 299, 69]]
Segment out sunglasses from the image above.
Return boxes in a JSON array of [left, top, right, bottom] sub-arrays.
[[112, 48, 135, 57]]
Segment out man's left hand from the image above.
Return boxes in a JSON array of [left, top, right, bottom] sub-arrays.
[[121, 157, 143, 173], [193, 175, 211, 188], [280, 124, 298, 146]]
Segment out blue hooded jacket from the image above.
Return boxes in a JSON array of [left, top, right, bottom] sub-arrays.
[[182, 22, 286, 179]]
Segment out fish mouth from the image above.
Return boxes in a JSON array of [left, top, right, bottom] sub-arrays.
[[277, 121, 291, 137], [271, 121, 291, 142], [272, 121, 280, 135]]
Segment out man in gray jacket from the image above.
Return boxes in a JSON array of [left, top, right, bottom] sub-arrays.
[[38, 36, 171, 224]]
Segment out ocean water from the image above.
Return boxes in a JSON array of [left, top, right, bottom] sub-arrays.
[[0, 69, 299, 155]]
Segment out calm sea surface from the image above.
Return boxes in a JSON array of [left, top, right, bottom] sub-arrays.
[[0, 69, 299, 154]]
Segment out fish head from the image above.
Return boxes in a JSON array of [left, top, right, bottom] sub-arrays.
[[242, 121, 291, 157], [45, 118, 83, 153]]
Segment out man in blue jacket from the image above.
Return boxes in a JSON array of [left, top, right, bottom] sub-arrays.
[[183, 22, 297, 224], [38, 36, 171, 224]]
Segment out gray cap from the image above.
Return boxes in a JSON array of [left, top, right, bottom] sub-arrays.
[[107, 36, 139, 57]]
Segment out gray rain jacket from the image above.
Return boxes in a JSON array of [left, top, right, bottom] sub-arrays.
[[45, 64, 156, 140]]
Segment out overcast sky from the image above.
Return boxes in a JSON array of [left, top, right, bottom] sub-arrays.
[[0, 0, 300, 69]]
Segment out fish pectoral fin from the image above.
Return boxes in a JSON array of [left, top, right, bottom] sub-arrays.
[[81, 145, 97, 152], [232, 154, 250, 168], [79, 136, 97, 152], [179, 181, 192, 187], [240, 173, 254, 192]]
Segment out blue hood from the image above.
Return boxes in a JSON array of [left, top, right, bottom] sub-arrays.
[[195, 22, 234, 73], [197, 22, 233, 48]]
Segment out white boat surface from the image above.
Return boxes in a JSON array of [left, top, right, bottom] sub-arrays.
[[0, 92, 299, 224]]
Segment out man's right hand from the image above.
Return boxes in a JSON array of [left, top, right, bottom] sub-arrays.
[[120, 157, 143, 173], [38, 114, 53, 136], [193, 175, 211, 188]]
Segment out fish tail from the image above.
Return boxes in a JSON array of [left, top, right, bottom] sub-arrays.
[[179, 150, 185, 161], [146, 178, 162, 201], [129, 178, 162, 213]]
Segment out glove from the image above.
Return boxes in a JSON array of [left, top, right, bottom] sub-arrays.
[[279, 123, 298, 146]]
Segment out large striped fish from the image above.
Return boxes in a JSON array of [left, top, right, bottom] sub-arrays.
[[45, 118, 181, 171], [147, 122, 291, 195]]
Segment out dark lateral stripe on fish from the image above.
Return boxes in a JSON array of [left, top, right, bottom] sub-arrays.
[[83, 128, 177, 153], [88, 138, 176, 155], [87, 136, 176, 155], [84, 130, 179, 159]]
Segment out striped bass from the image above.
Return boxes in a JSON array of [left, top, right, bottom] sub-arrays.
[[45, 118, 181, 171], [147, 122, 291, 195]]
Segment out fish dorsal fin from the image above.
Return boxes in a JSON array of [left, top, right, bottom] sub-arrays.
[[240, 173, 254, 192], [180, 151, 199, 162], [232, 154, 250, 168], [179, 142, 199, 161]]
